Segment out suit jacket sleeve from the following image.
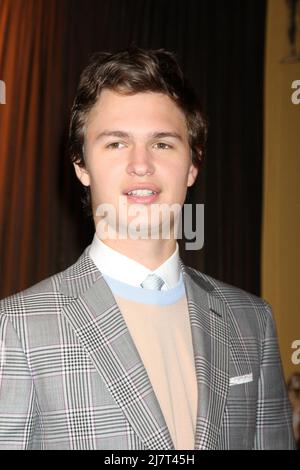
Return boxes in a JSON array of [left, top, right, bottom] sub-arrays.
[[0, 311, 39, 449], [253, 301, 295, 449]]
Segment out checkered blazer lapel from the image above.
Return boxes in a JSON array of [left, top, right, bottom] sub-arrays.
[[60, 247, 174, 450], [180, 261, 230, 450]]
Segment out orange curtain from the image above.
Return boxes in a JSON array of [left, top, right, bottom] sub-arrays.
[[0, 0, 68, 297]]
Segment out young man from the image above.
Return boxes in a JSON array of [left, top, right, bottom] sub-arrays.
[[0, 47, 295, 450]]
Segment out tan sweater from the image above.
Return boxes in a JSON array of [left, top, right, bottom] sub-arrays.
[[114, 293, 198, 450]]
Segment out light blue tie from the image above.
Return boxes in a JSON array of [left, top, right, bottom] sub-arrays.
[[140, 273, 165, 290]]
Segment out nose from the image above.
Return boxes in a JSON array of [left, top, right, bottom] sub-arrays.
[[126, 145, 155, 176]]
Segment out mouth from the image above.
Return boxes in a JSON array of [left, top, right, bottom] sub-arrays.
[[123, 185, 160, 204]]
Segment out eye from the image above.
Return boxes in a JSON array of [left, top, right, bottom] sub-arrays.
[[153, 142, 173, 150], [106, 142, 126, 149]]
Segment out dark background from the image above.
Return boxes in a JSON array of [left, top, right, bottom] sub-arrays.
[[0, 0, 266, 298]]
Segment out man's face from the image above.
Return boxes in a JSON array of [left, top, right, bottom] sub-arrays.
[[74, 89, 198, 239]]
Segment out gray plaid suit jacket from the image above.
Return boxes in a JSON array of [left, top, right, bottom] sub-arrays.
[[0, 246, 295, 450]]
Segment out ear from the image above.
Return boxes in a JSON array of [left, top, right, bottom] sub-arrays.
[[73, 162, 90, 187], [187, 163, 198, 187]]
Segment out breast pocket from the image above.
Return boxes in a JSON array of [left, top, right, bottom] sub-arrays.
[[223, 372, 258, 448]]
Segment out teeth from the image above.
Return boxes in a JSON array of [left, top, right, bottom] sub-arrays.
[[127, 189, 156, 196]]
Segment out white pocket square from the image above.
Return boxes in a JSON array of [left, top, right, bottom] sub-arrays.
[[229, 373, 253, 386]]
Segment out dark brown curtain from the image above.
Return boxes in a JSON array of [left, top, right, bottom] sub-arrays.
[[0, 0, 266, 298]]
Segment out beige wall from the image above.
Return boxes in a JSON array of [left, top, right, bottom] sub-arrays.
[[262, 0, 300, 380]]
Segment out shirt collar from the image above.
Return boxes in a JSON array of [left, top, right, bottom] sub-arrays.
[[88, 233, 180, 289]]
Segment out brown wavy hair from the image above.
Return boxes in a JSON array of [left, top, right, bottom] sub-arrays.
[[69, 46, 208, 216]]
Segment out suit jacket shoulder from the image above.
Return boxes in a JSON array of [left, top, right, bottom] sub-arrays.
[[0, 246, 95, 315], [183, 264, 272, 338]]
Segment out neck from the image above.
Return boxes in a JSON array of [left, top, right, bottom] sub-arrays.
[[98, 237, 177, 270]]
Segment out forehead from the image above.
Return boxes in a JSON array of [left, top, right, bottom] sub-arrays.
[[85, 89, 188, 135]]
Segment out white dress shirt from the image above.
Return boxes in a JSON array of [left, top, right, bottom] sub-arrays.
[[88, 233, 180, 290]]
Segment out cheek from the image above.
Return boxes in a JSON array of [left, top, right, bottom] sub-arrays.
[[162, 162, 190, 186], [88, 163, 122, 202], [87, 157, 110, 183]]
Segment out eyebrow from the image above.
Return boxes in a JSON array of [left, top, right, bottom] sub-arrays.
[[95, 130, 184, 142]]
